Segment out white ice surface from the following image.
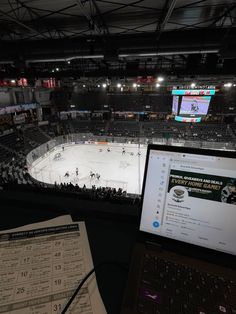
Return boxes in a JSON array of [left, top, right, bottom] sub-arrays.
[[30, 143, 147, 194]]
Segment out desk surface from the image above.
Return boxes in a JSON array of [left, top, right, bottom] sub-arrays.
[[0, 190, 139, 314]]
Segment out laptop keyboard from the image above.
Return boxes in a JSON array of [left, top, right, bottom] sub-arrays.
[[138, 254, 236, 314]]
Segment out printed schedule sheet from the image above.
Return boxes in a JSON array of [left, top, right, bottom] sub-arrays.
[[0, 216, 107, 314]]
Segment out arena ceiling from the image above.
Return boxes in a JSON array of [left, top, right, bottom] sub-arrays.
[[0, 0, 235, 77]]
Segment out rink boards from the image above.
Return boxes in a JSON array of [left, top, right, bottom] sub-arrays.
[[29, 142, 147, 195]]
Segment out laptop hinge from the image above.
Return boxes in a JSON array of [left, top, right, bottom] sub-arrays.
[[145, 241, 163, 251]]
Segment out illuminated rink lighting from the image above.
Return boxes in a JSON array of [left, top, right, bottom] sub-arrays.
[[224, 83, 232, 88]]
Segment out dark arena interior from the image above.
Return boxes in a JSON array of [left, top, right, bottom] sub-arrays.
[[0, 1, 236, 313]]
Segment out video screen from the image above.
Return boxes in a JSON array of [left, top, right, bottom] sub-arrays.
[[179, 96, 211, 116], [172, 96, 179, 114]]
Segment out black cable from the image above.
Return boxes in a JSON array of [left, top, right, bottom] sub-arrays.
[[61, 261, 128, 314]]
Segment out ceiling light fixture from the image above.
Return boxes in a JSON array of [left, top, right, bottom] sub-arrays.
[[224, 83, 232, 88]]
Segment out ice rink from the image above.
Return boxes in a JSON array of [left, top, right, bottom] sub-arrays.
[[29, 143, 147, 194]]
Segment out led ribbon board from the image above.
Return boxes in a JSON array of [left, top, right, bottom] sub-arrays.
[[175, 116, 201, 123], [172, 90, 215, 96]]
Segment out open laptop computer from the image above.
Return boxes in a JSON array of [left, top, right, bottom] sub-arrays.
[[121, 144, 236, 314]]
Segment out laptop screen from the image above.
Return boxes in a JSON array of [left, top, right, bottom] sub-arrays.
[[140, 147, 236, 256]]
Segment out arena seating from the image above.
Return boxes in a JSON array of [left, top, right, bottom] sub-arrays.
[[28, 120, 236, 143], [0, 119, 235, 205], [189, 123, 233, 142], [89, 120, 108, 135], [108, 121, 140, 137], [0, 152, 31, 186], [68, 119, 107, 135], [0, 154, 135, 204], [39, 125, 56, 138], [230, 124, 236, 137], [0, 146, 13, 162], [26, 127, 50, 146], [0, 131, 24, 152], [141, 121, 184, 139]]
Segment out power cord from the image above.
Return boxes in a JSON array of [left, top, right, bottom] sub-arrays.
[[61, 261, 128, 314]]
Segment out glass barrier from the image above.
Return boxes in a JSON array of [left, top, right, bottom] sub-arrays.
[[27, 133, 235, 171], [26, 133, 235, 196]]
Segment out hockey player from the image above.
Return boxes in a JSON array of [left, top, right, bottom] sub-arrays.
[[90, 171, 95, 178], [107, 147, 111, 152], [76, 168, 79, 176], [64, 171, 69, 177], [96, 173, 100, 180], [122, 148, 125, 155]]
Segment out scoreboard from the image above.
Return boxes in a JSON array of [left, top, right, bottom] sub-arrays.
[[171, 89, 215, 122]]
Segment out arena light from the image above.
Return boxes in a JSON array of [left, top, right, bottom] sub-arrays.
[[224, 83, 232, 88], [82, 84, 86, 88], [157, 77, 164, 82], [67, 61, 71, 64], [102, 83, 107, 88], [97, 84, 101, 88], [56, 67, 59, 71], [156, 83, 160, 88], [133, 83, 137, 88], [117, 83, 121, 88], [190, 83, 196, 88], [11, 79, 16, 83]]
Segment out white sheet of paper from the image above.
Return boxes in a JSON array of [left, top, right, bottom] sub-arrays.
[[0, 215, 107, 314]]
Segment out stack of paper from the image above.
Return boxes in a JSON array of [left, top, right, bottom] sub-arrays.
[[0, 215, 107, 314]]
